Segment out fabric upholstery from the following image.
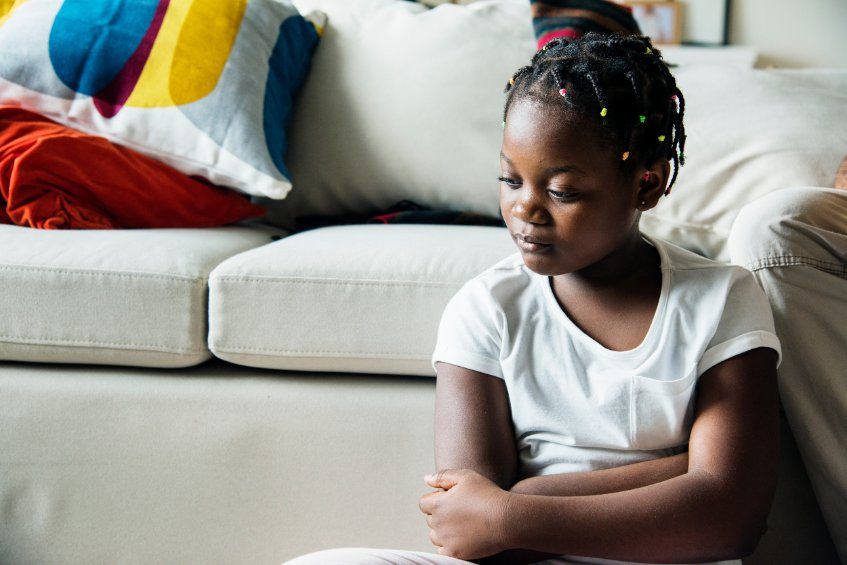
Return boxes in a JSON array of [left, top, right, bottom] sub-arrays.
[[209, 224, 515, 376], [0, 224, 278, 367]]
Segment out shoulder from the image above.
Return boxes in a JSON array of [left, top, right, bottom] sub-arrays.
[[653, 236, 756, 291], [455, 252, 535, 304]]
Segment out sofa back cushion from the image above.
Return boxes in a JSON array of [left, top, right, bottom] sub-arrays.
[[286, 0, 847, 261]]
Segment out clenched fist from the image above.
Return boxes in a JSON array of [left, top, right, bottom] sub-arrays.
[[419, 468, 515, 561]]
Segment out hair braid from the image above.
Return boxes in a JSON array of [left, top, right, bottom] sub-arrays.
[[503, 32, 687, 194]]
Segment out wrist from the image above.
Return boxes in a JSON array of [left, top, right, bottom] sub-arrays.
[[495, 491, 522, 550], [509, 478, 532, 495]]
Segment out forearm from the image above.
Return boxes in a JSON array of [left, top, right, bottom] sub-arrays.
[[503, 470, 763, 563], [509, 452, 688, 496]]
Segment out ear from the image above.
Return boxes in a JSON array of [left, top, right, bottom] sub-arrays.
[[636, 159, 671, 211]]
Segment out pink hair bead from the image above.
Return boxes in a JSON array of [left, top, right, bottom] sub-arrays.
[[559, 88, 567, 97]]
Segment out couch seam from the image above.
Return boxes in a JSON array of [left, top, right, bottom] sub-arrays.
[[0, 335, 207, 354], [213, 276, 462, 288], [0, 264, 207, 283], [212, 345, 430, 359]]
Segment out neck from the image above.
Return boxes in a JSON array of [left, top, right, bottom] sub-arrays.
[[554, 229, 657, 291]]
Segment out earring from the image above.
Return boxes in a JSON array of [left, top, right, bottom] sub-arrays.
[[642, 172, 650, 182]]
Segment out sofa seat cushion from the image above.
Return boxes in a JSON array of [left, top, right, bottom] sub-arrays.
[[209, 224, 515, 376], [0, 224, 278, 368]]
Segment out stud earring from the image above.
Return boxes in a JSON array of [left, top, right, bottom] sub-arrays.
[[642, 172, 650, 183]]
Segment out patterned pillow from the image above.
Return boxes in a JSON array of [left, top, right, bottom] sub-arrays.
[[0, 0, 322, 199]]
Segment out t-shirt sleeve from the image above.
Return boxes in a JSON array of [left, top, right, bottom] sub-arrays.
[[431, 278, 505, 379], [698, 267, 782, 376]]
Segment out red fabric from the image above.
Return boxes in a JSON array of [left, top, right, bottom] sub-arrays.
[[0, 106, 265, 229]]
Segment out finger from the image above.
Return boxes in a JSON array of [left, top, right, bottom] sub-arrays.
[[425, 468, 464, 490], [418, 491, 441, 514]]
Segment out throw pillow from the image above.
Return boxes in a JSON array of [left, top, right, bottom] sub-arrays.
[[531, 0, 642, 49], [0, 106, 265, 229], [0, 0, 322, 199]]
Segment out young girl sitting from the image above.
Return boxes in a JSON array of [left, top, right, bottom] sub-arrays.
[[287, 32, 781, 565]]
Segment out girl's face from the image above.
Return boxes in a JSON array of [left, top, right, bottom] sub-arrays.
[[499, 97, 663, 278]]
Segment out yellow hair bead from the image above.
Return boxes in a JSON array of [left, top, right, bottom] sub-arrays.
[[658, 135, 666, 142], [645, 47, 652, 55], [509, 77, 515, 86], [600, 107, 608, 117], [622, 151, 630, 161]]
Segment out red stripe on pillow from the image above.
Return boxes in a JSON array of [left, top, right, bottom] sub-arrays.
[[537, 28, 583, 50]]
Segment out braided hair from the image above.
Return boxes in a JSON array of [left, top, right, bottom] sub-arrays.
[[504, 33, 687, 194]]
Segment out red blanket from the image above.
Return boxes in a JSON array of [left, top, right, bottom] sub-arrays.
[[0, 106, 265, 229]]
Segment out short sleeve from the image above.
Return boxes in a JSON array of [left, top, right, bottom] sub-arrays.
[[698, 268, 782, 376], [431, 278, 505, 379]]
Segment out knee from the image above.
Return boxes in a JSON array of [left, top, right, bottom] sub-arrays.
[[729, 186, 847, 267]]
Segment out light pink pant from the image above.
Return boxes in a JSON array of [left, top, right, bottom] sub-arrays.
[[282, 548, 741, 565]]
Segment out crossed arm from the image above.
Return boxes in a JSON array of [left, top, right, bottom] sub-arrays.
[[420, 348, 779, 563]]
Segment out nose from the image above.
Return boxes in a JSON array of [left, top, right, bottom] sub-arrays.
[[510, 185, 549, 225]]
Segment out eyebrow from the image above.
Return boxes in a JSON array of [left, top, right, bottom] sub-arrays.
[[499, 152, 585, 175]]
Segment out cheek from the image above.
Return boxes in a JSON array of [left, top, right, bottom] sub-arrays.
[[498, 185, 513, 220]]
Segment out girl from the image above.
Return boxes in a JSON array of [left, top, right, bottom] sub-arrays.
[[288, 33, 781, 565]]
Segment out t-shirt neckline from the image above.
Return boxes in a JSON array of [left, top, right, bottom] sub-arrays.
[[540, 234, 670, 360]]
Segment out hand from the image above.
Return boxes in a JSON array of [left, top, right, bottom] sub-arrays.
[[419, 468, 514, 561]]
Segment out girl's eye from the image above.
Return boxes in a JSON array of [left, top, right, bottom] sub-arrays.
[[497, 176, 520, 187], [548, 189, 580, 202]]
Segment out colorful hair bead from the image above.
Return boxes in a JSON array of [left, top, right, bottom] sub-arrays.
[[600, 107, 608, 117], [559, 88, 567, 97], [658, 135, 666, 142], [645, 47, 652, 55], [639, 115, 646, 123], [501, 121, 506, 128], [622, 151, 630, 161], [509, 77, 515, 86]]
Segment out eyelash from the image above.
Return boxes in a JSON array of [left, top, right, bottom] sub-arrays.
[[498, 176, 580, 202]]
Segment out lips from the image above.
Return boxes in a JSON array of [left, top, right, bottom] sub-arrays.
[[514, 232, 553, 253]]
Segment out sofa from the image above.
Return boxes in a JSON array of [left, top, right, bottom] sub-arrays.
[[1, 1, 845, 563]]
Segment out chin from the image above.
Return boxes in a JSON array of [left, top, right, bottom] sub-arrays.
[[518, 251, 565, 276]]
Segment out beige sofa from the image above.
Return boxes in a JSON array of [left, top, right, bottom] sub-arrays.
[[1, 1, 845, 563]]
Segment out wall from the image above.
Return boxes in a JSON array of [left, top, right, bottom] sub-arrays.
[[730, 0, 847, 68]]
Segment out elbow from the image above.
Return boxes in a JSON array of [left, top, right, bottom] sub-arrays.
[[717, 525, 767, 560], [707, 506, 770, 560], [695, 526, 765, 562]]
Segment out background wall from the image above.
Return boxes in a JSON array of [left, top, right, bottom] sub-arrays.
[[729, 0, 846, 68]]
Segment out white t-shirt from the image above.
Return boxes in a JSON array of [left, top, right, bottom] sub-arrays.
[[432, 235, 781, 479]]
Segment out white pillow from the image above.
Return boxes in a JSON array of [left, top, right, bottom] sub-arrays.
[[642, 67, 847, 260], [285, 0, 847, 260], [286, 0, 534, 217]]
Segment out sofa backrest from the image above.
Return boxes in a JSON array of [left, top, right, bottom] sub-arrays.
[[286, 0, 847, 261]]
